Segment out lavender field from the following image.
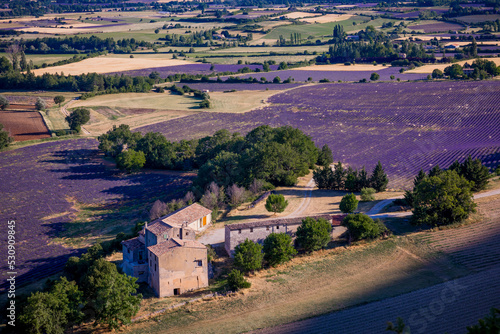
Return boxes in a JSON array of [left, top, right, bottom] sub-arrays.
[[230, 67, 428, 82], [137, 81, 500, 189], [107, 63, 279, 78], [0, 139, 192, 291]]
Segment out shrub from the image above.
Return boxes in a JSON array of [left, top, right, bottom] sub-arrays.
[[0, 95, 9, 110], [227, 269, 251, 291], [339, 193, 358, 213], [265, 194, 288, 215], [370, 73, 380, 81], [360, 187, 376, 201], [234, 239, 263, 273], [35, 97, 47, 111], [342, 213, 387, 241], [263, 233, 297, 266], [116, 149, 146, 173], [0, 123, 13, 149], [295, 217, 332, 252]]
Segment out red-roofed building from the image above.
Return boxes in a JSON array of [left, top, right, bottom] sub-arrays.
[[122, 204, 211, 297]]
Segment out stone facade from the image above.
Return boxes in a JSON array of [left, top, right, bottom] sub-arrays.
[[225, 214, 346, 256], [121, 204, 212, 297]]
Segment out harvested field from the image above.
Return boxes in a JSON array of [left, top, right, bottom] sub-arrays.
[[299, 14, 354, 23], [0, 107, 51, 141], [283, 12, 321, 19], [31, 56, 194, 76], [406, 56, 500, 73]]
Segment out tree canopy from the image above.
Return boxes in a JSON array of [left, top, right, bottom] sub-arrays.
[[412, 170, 476, 226], [265, 193, 289, 215], [65, 108, 90, 132], [263, 233, 297, 266], [342, 213, 387, 241], [295, 217, 332, 252], [0, 123, 13, 149], [339, 193, 359, 214], [234, 239, 263, 273]]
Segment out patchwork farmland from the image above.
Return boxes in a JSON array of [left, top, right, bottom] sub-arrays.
[[0, 105, 51, 141]]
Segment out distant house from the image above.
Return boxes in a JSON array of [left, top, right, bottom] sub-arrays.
[[122, 203, 212, 297], [346, 35, 360, 41], [445, 44, 460, 49], [225, 214, 345, 256]]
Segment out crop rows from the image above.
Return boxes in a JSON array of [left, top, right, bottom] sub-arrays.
[[107, 64, 279, 78], [407, 22, 465, 33], [0, 139, 193, 291], [231, 67, 428, 82], [137, 81, 500, 189]]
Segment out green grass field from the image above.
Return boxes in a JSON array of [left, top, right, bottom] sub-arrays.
[[0, 53, 76, 66], [262, 17, 398, 40]]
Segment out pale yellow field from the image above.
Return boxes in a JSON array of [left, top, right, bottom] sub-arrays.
[[406, 57, 500, 73], [283, 12, 321, 19], [300, 14, 354, 23], [31, 56, 194, 75], [209, 90, 280, 113], [291, 63, 390, 71]]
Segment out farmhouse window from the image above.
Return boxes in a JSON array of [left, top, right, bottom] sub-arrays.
[[196, 260, 202, 267], [128, 249, 130, 254], [250, 228, 253, 233], [164, 233, 168, 239], [276, 225, 279, 230], [266, 226, 269, 231], [155, 263, 157, 271], [238, 229, 241, 234]]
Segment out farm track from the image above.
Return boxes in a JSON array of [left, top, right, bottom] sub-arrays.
[[255, 196, 500, 334]]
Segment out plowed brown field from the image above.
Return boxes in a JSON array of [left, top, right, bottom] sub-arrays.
[[0, 105, 51, 141]]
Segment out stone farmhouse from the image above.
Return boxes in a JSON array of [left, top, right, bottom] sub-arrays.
[[225, 214, 346, 256], [122, 203, 212, 297]]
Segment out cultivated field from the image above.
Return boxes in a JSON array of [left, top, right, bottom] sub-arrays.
[[299, 14, 354, 23], [0, 106, 51, 141], [0, 139, 193, 292], [405, 57, 500, 73], [31, 56, 194, 76], [136, 81, 500, 189], [455, 14, 500, 23], [407, 21, 465, 33]]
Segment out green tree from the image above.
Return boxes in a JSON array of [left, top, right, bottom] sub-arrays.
[[360, 187, 376, 201], [370, 72, 380, 81], [432, 68, 443, 78], [265, 193, 289, 215], [0, 95, 9, 110], [136, 132, 176, 169], [65, 108, 90, 132], [233, 239, 263, 273], [98, 124, 143, 157], [54, 95, 65, 107], [412, 170, 476, 226], [313, 166, 335, 189], [295, 217, 332, 252], [317, 144, 333, 167], [82, 259, 142, 330], [263, 233, 297, 266], [467, 308, 500, 334], [227, 269, 251, 290], [455, 155, 490, 192], [20, 277, 84, 334], [35, 97, 47, 111], [444, 63, 464, 79], [0, 123, 13, 149], [116, 149, 146, 173], [370, 161, 389, 192], [342, 213, 387, 241], [339, 193, 358, 213]]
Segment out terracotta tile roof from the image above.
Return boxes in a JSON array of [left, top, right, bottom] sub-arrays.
[[226, 214, 345, 231], [121, 237, 145, 251], [160, 203, 212, 228], [147, 238, 206, 257], [146, 220, 172, 237]]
